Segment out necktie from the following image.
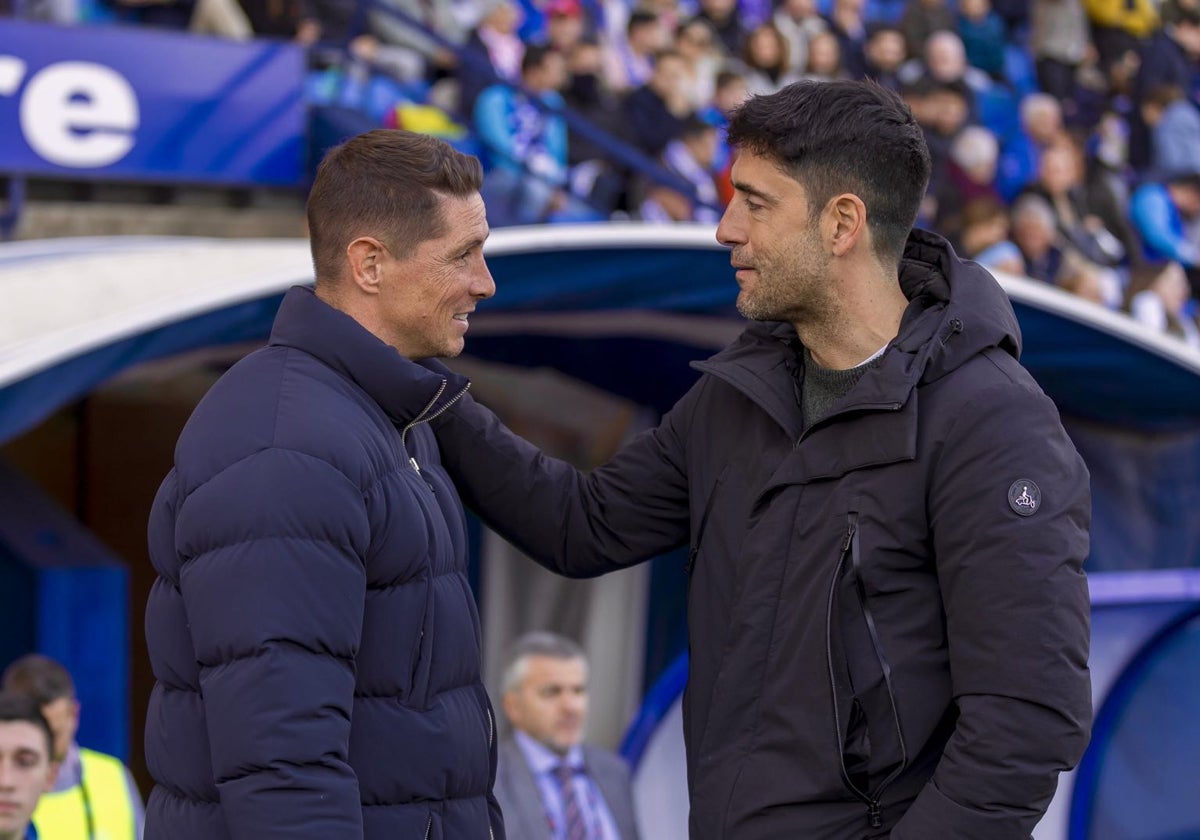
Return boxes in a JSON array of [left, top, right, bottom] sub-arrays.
[[554, 763, 589, 840]]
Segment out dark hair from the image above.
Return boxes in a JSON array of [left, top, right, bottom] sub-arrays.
[[1, 654, 75, 706], [715, 67, 745, 90], [681, 112, 717, 140], [1143, 84, 1185, 110], [1167, 171, 1200, 192], [0, 691, 54, 760], [726, 80, 932, 263], [1162, 0, 1200, 26], [306, 129, 483, 284], [522, 43, 558, 76], [627, 9, 658, 33]]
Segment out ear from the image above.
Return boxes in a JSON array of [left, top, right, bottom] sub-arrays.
[[346, 237, 387, 295], [825, 193, 868, 258], [501, 691, 519, 726]]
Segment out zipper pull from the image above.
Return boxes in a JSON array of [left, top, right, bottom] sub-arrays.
[[842, 521, 857, 552], [409, 456, 420, 473], [867, 801, 882, 828]]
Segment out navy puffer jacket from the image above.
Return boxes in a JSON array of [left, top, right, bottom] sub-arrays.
[[145, 286, 503, 840]]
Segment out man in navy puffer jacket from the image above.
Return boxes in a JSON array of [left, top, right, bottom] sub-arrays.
[[144, 129, 504, 840]]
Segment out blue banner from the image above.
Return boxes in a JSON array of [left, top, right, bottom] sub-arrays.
[[0, 21, 306, 185]]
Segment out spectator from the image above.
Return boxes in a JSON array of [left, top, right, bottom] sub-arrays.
[[1012, 192, 1067, 283], [957, 0, 1006, 80], [561, 38, 629, 216], [701, 68, 749, 202], [899, 0, 955, 59], [824, 0, 869, 79], [1129, 171, 1200, 284], [961, 196, 1026, 274], [1020, 139, 1127, 270], [911, 80, 973, 227], [493, 633, 640, 840], [898, 29, 994, 121], [675, 17, 725, 109], [639, 114, 723, 222], [1084, 0, 1159, 75], [0, 693, 56, 840], [741, 22, 802, 94], [1058, 252, 1117, 305], [1084, 111, 1145, 266], [996, 92, 1067, 201], [1030, 0, 1090, 108], [773, 0, 828, 76], [862, 23, 907, 89], [1130, 0, 1200, 168], [799, 29, 847, 79], [622, 49, 692, 156], [1127, 260, 1200, 347], [456, 0, 526, 120], [937, 124, 1003, 247], [2, 655, 143, 840], [563, 38, 626, 162], [1140, 84, 1200, 178], [543, 0, 587, 53], [476, 44, 601, 225], [604, 8, 668, 93], [697, 0, 749, 55]]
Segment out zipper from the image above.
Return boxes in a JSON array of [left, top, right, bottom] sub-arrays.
[[424, 813, 432, 840], [400, 379, 470, 474], [824, 513, 908, 829], [687, 467, 727, 574], [486, 704, 494, 749], [796, 399, 905, 449]]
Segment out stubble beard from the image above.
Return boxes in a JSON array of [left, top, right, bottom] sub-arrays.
[[735, 242, 833, 327]]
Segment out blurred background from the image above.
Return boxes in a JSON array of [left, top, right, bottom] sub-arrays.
[[2, 0, 1200, 836]]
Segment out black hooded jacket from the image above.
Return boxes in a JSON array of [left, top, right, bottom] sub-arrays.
[[432, 229, 1092, 837]]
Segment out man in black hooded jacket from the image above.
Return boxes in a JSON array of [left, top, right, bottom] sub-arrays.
[[432, 79, 1092, 838]]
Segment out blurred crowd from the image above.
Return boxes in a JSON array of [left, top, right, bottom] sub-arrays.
[[6, 0, 1200, 345]]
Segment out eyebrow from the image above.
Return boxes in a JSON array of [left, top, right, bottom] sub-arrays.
[[731, 180, 777, 205]]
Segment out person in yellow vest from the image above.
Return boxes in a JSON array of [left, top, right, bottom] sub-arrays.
[[1, 656, 142, 840]]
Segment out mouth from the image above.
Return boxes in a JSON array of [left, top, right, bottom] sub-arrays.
[[452, 312, 472, 327]]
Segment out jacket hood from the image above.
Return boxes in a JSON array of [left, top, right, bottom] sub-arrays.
[[269, 286, 470, 426], [894, 227, 1021, 383]]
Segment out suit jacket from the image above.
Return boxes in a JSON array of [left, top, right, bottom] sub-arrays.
[[495, 738, 640, 840]]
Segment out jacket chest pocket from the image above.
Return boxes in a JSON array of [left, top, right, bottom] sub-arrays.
[[825, 512, 909, 830]]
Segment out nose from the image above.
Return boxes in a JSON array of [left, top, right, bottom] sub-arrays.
[[474, 261, 496, 300], [715, 202, 744, 247]]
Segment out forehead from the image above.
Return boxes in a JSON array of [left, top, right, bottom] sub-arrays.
[[0, 721, 49, 758], [523, 655, 587, 684], [731, 151, 807, 201], [423, 192, 487, 248]]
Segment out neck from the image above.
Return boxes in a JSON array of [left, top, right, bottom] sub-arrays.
[[796, 263, 909, 369]]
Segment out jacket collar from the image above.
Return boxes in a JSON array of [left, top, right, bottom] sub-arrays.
[[695, 229, 1021, 434], [268, 286, 470, 427]]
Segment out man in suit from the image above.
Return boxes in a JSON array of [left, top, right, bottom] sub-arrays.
[[495, 633, 640, 840]]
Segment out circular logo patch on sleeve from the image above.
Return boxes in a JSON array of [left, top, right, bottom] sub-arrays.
[[1008, 479, 1041, 516]]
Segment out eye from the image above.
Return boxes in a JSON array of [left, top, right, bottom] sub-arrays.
[[744, 197, 763, 212]]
